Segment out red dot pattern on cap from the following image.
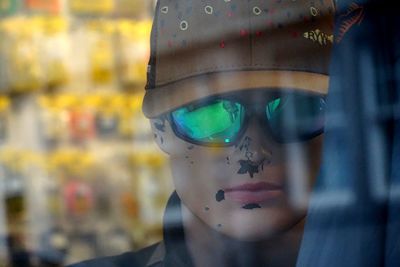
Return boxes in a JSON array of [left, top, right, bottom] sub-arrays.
[[291, 31, 300, 38], [158, 0, 335, 49], [240, 29, 248, 37], [220, 41, 226, 48]]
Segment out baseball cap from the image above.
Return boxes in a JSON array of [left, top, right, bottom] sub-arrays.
[[143, 0, 336, 118]]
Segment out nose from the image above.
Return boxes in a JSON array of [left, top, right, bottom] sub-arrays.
[[237, 118, 273, 163]]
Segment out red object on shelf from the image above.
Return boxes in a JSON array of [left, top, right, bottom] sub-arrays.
[[64, 181, 94, 217]]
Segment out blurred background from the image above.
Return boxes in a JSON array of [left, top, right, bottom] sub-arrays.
[[0, 0, 175, 266], [0, 0, 399, 267]]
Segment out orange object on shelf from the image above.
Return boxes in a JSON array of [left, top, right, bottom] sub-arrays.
[[25, 0, 60, 15], [68, 109, 96, 142]]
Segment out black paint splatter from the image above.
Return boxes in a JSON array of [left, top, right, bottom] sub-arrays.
[[245, 151, 253, 160], [187, 145, 194, 150], [226, 157, 230, 165], [154, 134, 157, 139], [185, 156, 189, 159], [216, 190, 225, 202], [217, 224, 222, 228], [238, 136, 251, 152], [237, 160, 260, 178], [160, 136, 164, 144], [190, 161, 194, 165], [205, 207, 210, 211], [154, 120, 166, 132], [242, 203, 261, 210]]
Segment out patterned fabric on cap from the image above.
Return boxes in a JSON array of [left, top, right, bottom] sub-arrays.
[[143, 0, 336, 118]]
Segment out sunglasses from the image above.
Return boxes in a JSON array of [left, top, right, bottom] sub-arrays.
[[166, 91, 327, 146]]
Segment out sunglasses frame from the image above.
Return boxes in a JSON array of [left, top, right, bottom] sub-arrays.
[[165, 90, 327, 147]]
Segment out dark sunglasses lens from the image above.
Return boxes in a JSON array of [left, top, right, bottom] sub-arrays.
[[172, 100, 245, 145], [266, 94, 326, 143]]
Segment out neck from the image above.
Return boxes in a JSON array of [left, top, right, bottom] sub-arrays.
[[181, 204, 305, 267]]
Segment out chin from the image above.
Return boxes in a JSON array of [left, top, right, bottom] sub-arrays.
[[213, 208, 304, 242]]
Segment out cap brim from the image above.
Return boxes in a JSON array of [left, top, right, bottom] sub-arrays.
[[142, 70, 329, 118]]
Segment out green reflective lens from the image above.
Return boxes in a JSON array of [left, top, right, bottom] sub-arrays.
[[266, 94, 326, 142], [172, 100, 244, 144]]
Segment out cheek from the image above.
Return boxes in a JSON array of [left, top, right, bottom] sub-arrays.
[[170, 158, 217, 221], [170, 155, 223, 196], [169, 151, 235, 218], [282, 135, 324, 207], [170, 143, 237, 179]]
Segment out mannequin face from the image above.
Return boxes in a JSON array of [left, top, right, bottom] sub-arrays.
[[150, 91, 324, 241]]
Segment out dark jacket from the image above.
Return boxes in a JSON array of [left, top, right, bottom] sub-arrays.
[[68, 192, 194, 267]]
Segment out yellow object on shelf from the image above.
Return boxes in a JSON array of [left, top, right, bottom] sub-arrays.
[[116, 20, 151, 88], [0, 149, 44, 172], [0, 96, 10, 111], [70, 0, 114, 15], [36, 16, 70, 88], [1, 18, 44, 92], [0, 16, 70, 92], [47, 149, 96, 178], [85, 20, 116, 85]]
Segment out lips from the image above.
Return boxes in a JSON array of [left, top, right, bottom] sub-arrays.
[[224, 182, 283, 205]]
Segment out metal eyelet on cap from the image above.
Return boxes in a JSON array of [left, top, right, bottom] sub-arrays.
[[310, 7, 319, 16], [205, 5, 213, 14], [161, 6, 168, 14], [180, 20, 189, 31], [253, 6, 262, 16]]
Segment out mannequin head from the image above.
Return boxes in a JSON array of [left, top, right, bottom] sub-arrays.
[[150, 89, 325, 241]]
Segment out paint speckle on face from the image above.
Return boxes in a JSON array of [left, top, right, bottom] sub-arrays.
[[217, 224, 222, 228], [154, 119, 166, 132], [187, 145, 194, 150], [237, 159, 260, 178], [185, 156, 189, 159], [238, 136, 252, 152], [245, 151, 253, 160], [226, 156, 230, 165], [205, 207, 210, 211], [242, 203, 261, 210], [216, 190, 225, 202], [154, 134, 157, 139], [160, 136, 164, 144], [190, 161, 194, 165], [261, 159, 271, 171]]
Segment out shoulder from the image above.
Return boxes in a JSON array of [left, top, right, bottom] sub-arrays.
[[67, 242, 164, 267]]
